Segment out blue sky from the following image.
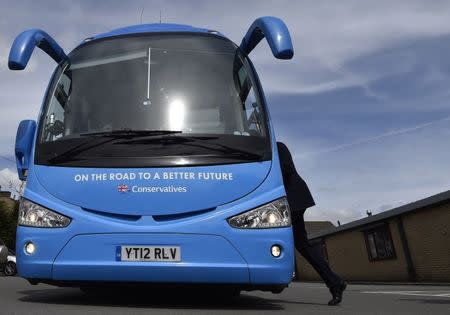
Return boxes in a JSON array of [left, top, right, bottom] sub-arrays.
[[0, 0, 449, 223]]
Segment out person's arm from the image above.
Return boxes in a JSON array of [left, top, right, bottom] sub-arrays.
[[277, 141, 315, 211]]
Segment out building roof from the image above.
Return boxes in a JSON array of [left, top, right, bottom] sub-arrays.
[[309, 190, 450, 239], [305, 221, 335, 235], [92, 23, 220, 41]]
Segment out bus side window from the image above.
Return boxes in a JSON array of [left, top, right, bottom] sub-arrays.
[[43, 73, 71, 142], [237, 66, 263, 136]]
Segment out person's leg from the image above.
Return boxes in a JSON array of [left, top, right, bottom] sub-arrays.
[[291, 213, 341, 287], [292, 212, 346, 305]]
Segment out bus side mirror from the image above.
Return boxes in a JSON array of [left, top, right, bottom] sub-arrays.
[[15, 120, 36, 181], [240, 16, 294, 60], [8, 29, 67, 70]]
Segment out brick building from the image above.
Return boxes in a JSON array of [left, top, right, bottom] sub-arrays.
[[296, 190, 450, 283]]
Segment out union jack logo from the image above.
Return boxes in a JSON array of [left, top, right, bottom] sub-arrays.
[[118, 184, 129, 193]]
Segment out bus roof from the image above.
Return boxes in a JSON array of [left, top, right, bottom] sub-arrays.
[[91, 23, 223, 41]]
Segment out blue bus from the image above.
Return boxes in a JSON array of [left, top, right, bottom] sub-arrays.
[[9, 17, 295, 294]]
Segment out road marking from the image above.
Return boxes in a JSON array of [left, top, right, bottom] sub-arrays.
[[361, 291, 450, 298]]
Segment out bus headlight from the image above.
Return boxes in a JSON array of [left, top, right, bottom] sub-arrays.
[[227, 197, 291, 229], [18, 199, 71, 228]]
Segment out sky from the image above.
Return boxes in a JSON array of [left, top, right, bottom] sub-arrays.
[[0, 0, 449, 224]]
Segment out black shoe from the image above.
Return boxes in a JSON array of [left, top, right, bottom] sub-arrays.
[[328, 281, 347, 306]]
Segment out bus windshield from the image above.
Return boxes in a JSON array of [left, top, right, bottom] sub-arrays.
[[35, 34, 271, 167]]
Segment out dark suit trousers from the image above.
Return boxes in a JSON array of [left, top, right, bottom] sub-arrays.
[[292, 213, 342, 288]]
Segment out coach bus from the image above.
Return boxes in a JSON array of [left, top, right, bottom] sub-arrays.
[[9, 16, 295, 295]]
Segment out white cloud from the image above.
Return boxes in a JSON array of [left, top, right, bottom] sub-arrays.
[[0, 168, 21, 194], [1, 0, 449, 222], [247, 1, 450, 94], [3, 0, 450, 94], [295, 120, 450, 223], [298, 116, 450, 158], [0, 36, 9, 71]]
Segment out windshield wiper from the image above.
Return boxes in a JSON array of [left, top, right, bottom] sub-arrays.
[[80, 129, 182, 137], [49, 130, 182, 163], [118, 135, 264, 160], [48, 137, 117, 164]]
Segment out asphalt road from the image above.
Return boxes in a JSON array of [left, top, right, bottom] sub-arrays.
[[0, 277, 449, 315]]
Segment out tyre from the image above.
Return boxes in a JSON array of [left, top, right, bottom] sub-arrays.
[[229, 289, 241, 297], [211, 288, 241, 298], [80, 286, 101, 295], [4, 261, 17, 276]]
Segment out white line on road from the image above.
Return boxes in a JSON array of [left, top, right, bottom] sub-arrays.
[[361, 291, 450, 298]]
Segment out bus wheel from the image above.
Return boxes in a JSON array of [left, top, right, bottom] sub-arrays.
[[80, 286, 100, 295], [4, 261, 17, 276], [228, 289, 241, 297], [218, 288, 241, 298]]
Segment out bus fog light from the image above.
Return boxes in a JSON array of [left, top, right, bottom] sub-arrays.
[[25, 242, 36, 255], [271, 245, 282, 257]]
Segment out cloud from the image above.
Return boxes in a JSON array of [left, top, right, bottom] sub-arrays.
[[3, 0, 450, 96], [0, 36, 10, 71], [304, 207, 362, 225], [297, 119, 450, 224], [0, 168, 21, 193], [246, 0, 450, 95], [298, 116, 450, 158], [1, 0, 449, 223]]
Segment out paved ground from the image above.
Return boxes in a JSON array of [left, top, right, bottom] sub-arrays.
[[0, 277, 449, 314]]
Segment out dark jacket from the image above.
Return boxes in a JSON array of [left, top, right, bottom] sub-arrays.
[[277, 142, 315, 213]]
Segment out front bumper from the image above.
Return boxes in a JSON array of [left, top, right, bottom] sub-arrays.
[[16, 173, 294, 287], [54, 233, 250, 283], [16, 193, 294, 289], [17, 229, 293, 288]]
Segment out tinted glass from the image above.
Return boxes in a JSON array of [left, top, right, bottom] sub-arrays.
[[36, 34, 271, 167]]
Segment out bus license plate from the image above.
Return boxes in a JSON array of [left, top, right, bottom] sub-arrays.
[[117, 246, 181, 262]]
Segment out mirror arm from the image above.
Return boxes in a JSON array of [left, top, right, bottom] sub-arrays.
[[8, 29, 68, 70], [240, 16, 294, 60], [15, 120, 37, 181]]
